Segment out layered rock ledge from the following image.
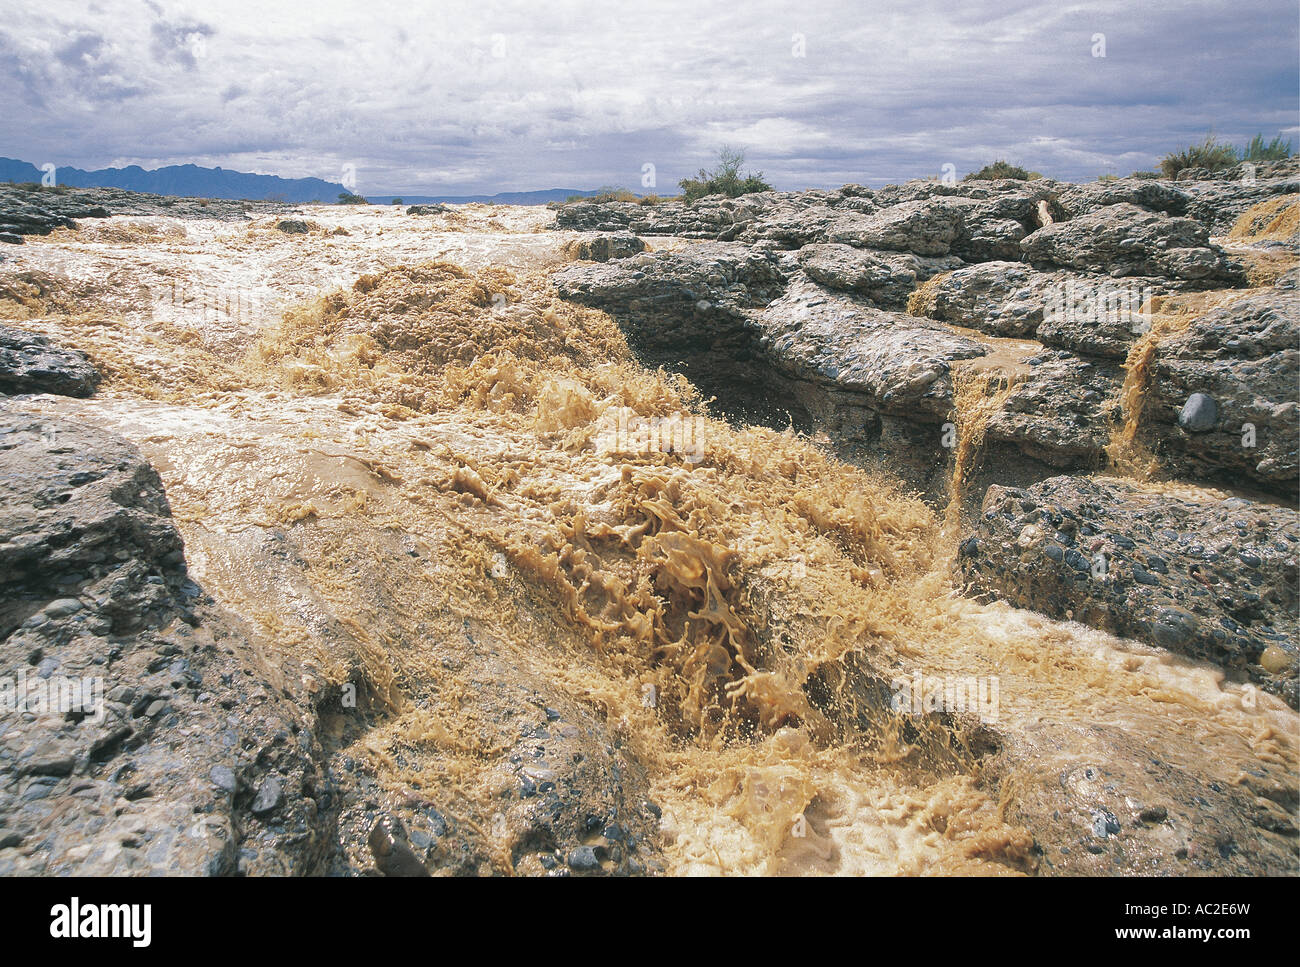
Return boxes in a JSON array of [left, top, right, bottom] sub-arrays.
[[553, 162, 1299, 701]]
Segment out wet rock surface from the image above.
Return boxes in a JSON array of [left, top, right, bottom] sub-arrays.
[[983, 351, 1123, 468], [0, 183, 289, 242], [1143, 288, 1299, 494], [0, 183, 1295, 876], [999, 721, 1299, 875], [961, 476, 1299, 704], [0, 407, 662, 875], [0, 326, 99, 397], [0, 410, 333, 874], [554, 169, 1297, 703]]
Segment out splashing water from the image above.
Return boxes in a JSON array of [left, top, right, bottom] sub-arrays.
[[4, 204, 1296, 876]]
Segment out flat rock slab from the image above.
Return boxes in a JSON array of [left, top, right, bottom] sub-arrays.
[[1021, 203, 1243, 284], [0, 184, 287, 236], [960, 475, 1299, 705], [754, 277, 987, 417]]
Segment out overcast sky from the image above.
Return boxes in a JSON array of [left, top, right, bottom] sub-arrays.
[[2, 0, 1297, 194]]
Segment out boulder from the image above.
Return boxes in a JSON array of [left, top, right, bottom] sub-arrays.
[[1145, 288, 1299, 494], [0, 326, 99, 397], [562, 232, 647, 262], [796, 243, 963, 308], [1021, 203, 1244, 284]]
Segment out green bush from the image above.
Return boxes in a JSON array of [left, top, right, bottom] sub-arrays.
[[678, 147, 773, 203], [1159, 135, 1240, 178], [392, 197, 403, 206], [568, 186, 640, 204], [962, 160, 1041, 182], [1157, 133, 1294, 179], [1241, 134, 1294, 162], [337, 192, 369, 205], [7, 181, 70, 194]]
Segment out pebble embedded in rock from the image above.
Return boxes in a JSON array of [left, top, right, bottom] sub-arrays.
[[251, 776, 283, 815], [209, 765, 236, 793], [1178, 393, 1217, 433], [44, 598, 83, 618], [567, 845, 600, 871]]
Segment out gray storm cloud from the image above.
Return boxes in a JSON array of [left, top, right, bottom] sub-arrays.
[[1, 0, 1295, 193]]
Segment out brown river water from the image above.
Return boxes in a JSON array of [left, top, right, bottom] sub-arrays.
[[2, 205, 1295, 875]]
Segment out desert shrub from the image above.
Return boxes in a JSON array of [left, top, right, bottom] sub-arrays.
[[962, 160, 1041, 181], [8, 181, 72, 194], [1241, 134, 1294, 162], [1159, 135, 1240, 178], [337, 192, 369, 205], [678, 147, 773, 203], [392, 197, 404, 206], [568, 186, 639, 204]]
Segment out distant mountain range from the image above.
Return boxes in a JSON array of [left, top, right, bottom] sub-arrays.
[[0, 157, 609, 206], [0, 157, 345, 203]]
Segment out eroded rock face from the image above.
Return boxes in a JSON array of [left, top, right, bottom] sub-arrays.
[[0, 411, 333, 875], [553, 243, 789, 423], [553, 172, 1295, 502], [0, 410, 662, 875], [827, 199, 970, 256], [1020, 203, 1244, 284], [910, 261, 1054, 337], [1146, 289, 1299, 493], [562, 232, 647, 262], [985, 352, 1123, 468], [1174, 158, 1300, 234], [0, 183, 288, 242], [0, 326, 99, 397], [553, 169, 1297, 713], [1057, 179, 1191, 219], [960, 476, 1299, 705]]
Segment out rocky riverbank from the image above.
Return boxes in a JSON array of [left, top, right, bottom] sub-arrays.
[[0, 182, 289, 244], [0, 179, 1295, 876], [553, 160, 1299, 705]]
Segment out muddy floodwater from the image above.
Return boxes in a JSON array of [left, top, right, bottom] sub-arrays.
[[2, 204, 1295, 875]]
